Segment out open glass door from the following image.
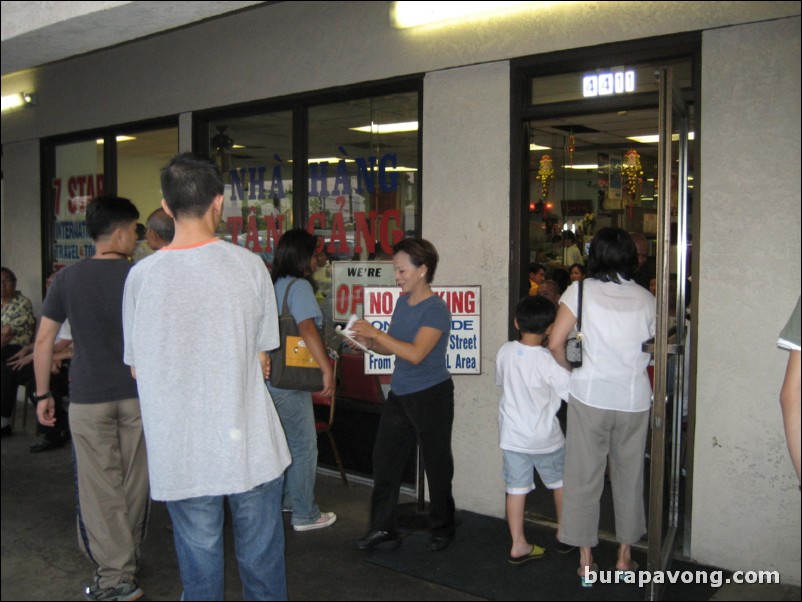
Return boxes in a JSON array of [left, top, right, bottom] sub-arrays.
[[644, 66, 693, 600], [518, 55, 696, 597]]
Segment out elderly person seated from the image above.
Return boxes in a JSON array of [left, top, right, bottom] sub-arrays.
[[1, 267, 36, 437]]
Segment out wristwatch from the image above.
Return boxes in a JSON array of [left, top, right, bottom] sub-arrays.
[[31, 391, 52, 402]]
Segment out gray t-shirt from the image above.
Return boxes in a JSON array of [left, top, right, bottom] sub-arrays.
[[123, 239, 290, 501], [42, 258, 138, 404]]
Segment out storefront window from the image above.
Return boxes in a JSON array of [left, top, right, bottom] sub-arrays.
[[307, 93, 418, 261], [526, 59, 693, 267], [207, 112, 293, 265], [48, 126, 179, 270], [117, 127, 179, 223], [530, 59, 692, 105], [52, 140, 104, 268]]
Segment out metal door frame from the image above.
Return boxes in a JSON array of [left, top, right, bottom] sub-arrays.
[[645, 66, 691, 600]]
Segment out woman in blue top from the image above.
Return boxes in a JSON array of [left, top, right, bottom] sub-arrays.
[[268, 229, 337, 531], [350, 238, 455, 552]]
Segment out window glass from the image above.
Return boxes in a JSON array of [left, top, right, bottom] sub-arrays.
[[116, 127, 178, 259], [117, 128, 178, 217], [208, 112, 293, 266], [530, 59, 692, 105], [52, 140, 104, 268], [307, 93, 418, 261]]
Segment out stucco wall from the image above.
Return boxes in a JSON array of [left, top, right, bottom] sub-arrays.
[[694, 17, 801, 584], [422, 62, 510, 516], [1, 141, 43, 312], [3, 2, 800, 143]]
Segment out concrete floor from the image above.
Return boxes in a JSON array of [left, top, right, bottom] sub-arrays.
[[2, 405, 799, 601]]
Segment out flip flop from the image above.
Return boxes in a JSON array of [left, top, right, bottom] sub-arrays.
[[615, 560, 639, 576], [578, 563, 598, 588], [508, 544, 546, 565]]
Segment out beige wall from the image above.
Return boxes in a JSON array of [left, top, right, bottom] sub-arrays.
[[694, 17, 801, 583], [2, 0, 801, 585], [1, 140, 43, 312], [423, 62, 511, 513]]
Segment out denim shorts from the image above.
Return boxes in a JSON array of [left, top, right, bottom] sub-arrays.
[[502, 447, 565, 494]]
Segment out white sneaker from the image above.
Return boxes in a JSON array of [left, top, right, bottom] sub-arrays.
[[293, 511, 337, 532]]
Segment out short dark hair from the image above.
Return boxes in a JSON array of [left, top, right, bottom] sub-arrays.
[[515, 295, 557, 334], [587, 227, 637, 283], [550, 268, 570, 293], [562, 230, 576, 243], [1, 267, 17, 283], [161, 153, 224, 219], [568, 263, 586, 276], [85, 196, 140, 240], [392, 238, 439, 283], [146, 208, 175, 243], [272, 229, 317, 282], [529, 263, 545, 276]]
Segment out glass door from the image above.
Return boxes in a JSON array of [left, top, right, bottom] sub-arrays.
[[520, 59, 696, 598], [644, 66, 693, 600]]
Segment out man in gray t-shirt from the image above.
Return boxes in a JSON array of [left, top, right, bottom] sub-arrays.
[[123, 153, 290, 600]]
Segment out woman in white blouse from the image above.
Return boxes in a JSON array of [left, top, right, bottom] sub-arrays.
[[548, 227, 656, 585]]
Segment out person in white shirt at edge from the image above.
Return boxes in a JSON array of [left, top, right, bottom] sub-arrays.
[[548, 227, 656, 587], [123, 153, 291, 601]]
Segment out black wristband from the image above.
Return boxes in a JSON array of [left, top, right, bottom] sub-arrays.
[[31, 391, 52, 402]]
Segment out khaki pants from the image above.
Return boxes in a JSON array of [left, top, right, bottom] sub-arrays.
[[560, 397, 649, 547], [70, 398, 150, 589]]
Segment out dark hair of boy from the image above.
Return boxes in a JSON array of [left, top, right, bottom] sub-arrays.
[[160, 153, 224, 219], [85, 196, 140, 240], [515, 295, 557, 335]]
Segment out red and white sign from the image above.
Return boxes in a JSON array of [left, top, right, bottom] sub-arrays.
[[331, 261, 395, 322], [363, 285, 481, 375]]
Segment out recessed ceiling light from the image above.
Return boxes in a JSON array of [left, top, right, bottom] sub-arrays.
[[350, 121, 419, 134]]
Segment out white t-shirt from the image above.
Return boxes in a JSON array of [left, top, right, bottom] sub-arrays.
[[123, 239, 291, 501], [564, 244, 584, 266], [496, 341, 570, 454], [560, 278, 656, 412]]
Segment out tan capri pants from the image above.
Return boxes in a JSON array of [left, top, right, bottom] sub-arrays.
[[559, 397, 650, 548]]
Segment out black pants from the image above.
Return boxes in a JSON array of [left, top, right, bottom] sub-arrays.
[[370, 378, 456, 537], [0, 347, 69, 439]]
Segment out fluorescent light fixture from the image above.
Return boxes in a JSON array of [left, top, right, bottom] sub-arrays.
[[1, 92, 35, 112], [627, 132, 696, 144], [307, 157, 356, 164], [529, 143, 551, 151], [391, 1, 560, 28], [563, 164, 598, 170], [350, 121, 419, 134], [96, 136, 137, 144], [300, 158, 416, 172]]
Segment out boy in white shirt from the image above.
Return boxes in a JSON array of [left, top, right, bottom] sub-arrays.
[[496, 296, 572, 564]]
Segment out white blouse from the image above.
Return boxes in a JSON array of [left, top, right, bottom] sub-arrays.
[[559, 277, 656, 412]]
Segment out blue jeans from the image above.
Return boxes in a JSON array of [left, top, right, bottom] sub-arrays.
[[167, 477, 287, 601], [267, 384, 321, 527]]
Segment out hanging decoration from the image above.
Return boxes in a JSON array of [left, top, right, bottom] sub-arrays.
[[537, 155, 555, 201], [566, 130, 576, 167], [621, 149, 643, 217]]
